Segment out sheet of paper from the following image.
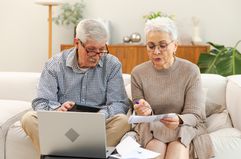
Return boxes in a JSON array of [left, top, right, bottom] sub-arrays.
[[115, 136, 140, 155], [128, 113, 176, 124], [110, 136, 160, 159]]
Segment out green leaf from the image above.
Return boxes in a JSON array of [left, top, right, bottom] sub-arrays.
[[198, 41, 241, 76], [52, 1, 85, 26], [143, 11, 175, 21], [207, 42, 225, 50], [198, 53, 217, 73], [233, 48, 241, 74]]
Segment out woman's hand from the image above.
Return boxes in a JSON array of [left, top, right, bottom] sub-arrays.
[[134, 99, 152, 116], [57, 101, 75, 112], [160, 114, 180, 129]]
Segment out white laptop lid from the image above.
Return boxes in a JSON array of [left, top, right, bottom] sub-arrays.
[[38, 111, 113, 158]]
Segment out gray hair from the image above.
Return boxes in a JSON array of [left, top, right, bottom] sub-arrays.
[[76, 19, 108, 43], [144, 17, 178, 41]]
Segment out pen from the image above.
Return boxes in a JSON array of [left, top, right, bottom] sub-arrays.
[[133, 99, 139, 105], [133, 99, 151, 109]]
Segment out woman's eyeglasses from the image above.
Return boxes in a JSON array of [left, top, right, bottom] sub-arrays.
[[146, 41, 174, 52], [79, 39, 109, 56]]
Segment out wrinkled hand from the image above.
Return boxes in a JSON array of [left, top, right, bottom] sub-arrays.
[[57, 101, 75, 112], [160, 114, 180, 129], [134, 99, 152, 116]]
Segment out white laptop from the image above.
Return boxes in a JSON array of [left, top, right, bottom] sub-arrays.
[[37, 111, 115, 159]]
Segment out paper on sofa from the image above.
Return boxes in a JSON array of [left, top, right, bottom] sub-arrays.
[[110, 136, 159, 159]]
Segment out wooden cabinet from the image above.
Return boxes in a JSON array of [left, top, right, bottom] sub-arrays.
[[61, 44, 74, 52], [61, 44, 209, 74], [108, 45, 149, 74]]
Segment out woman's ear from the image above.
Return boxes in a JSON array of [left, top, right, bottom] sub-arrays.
[[173, 40, 178, 52]]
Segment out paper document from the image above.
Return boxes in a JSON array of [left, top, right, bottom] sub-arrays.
[[110, 136, 160, 159], [128, 113, 176, 124]]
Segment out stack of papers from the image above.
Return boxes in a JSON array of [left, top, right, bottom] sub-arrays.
[[110, 136, 160, 159], [128, 113, 176, 124]]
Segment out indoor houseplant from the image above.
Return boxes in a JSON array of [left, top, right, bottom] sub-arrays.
[[53, 1, 85, 36], [143, 11, 175, 21], [198, 41, 241, 76]]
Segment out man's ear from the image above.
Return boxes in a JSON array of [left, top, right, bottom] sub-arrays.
[[74, 38, 79, 47]]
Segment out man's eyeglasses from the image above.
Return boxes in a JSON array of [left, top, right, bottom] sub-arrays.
[[146, 41, 174, 52], [79, 39, 109, 56]]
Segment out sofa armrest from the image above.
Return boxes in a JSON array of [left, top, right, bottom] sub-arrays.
[[227, 75, 241, 131]]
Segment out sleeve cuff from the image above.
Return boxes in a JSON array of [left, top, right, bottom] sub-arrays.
[[99, 108, 109, 119], [48, 101, 61, 110]]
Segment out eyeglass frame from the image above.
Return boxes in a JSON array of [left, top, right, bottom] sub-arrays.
[[78, 39, 109, 56], [146, 40, 174, 53]]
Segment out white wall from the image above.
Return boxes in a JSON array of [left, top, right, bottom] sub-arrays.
[[0, 0, 240, 72]]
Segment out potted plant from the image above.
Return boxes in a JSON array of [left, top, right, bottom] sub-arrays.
[[53, 1, 85, 37], [143, 11, 175, 21], [198, 40, 241, 76]]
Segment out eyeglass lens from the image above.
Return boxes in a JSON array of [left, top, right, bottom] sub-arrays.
[[147, 41, 173, 51], [79, 39, 109, 56]]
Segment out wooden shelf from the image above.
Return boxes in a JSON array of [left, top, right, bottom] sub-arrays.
[[60, 43, 209, 74]]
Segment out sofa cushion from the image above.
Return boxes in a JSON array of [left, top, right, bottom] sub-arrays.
[[205, 101, 226, 117], [201, 74, 227, 107], [122, 73, 131, 86], [226, 75, 241, 131], [0, 72, 40, 101], [209, 128, 241, 159], [125, 83, 132, 100], [202, 83, 227, 119], [206, 110, 232, 133]]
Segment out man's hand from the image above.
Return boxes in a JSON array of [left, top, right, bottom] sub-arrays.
[[134, 99, 152, 116], [57, 101, 75, 112], [160, 114, 180, 129]]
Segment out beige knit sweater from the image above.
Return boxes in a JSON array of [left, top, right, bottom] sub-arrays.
[[131, 57, 214, 159]]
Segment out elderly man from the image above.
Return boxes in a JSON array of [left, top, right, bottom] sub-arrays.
[[21, 19, 131, 157]]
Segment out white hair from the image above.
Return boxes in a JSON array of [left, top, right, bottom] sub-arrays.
[[144, 17, 178, 40], [76, 19, 108, 43]]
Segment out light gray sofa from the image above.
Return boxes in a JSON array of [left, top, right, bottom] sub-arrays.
[[0, 72, 241, 159]]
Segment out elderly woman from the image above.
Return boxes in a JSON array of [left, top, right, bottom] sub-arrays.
[[131, 17, 214, 159]]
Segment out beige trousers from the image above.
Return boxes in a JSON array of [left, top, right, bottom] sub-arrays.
[[21, 111, 131, 156]]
